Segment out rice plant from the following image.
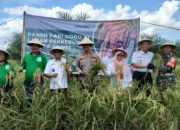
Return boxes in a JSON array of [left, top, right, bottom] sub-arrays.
[[0, 60, 180, 130]]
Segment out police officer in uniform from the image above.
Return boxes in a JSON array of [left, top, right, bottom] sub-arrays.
[[75, 37, 100, 91]]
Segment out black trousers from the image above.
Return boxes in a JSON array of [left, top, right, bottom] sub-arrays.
[[133, 71, 153, 96], [50, 88, 67, 99]]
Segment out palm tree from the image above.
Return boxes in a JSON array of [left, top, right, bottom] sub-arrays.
[[56, 11, 90, 21], [56, 11, 73, 20], [75, 12, 90, 20]]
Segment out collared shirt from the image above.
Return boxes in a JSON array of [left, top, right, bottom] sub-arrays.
[[20, 52, 47, 81], [44, 59, 71, 89], [132, 50, 154, 72], [102, 56, 114, 67], [75, 52, 100, 81], [0, 61, 16, 88]]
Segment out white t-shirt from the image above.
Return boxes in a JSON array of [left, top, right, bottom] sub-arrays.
[[44, 59, 71, 89], [132, 50, 154, 72]]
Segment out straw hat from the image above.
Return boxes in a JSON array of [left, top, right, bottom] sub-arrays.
[[159, 42, 177, 51], [27, 38, 44, 48], [0, 49, 11, 59], [112, 48, 128, 58], [79, 37, 94, 46], [138, 38, 153, 47], [49, 46, 66, 55]]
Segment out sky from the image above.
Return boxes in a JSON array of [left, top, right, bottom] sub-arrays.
[[0, 0, 180, 49]]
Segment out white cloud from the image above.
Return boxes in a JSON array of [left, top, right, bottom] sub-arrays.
[[1, 0, 180, 49]]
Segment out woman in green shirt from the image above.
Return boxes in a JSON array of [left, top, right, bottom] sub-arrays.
[[0, 49, 16, 93]]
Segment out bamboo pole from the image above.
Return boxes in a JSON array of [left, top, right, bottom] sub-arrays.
[[21, 11, 26, 61]]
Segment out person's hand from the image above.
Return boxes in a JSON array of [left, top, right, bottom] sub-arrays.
[[9, 71, 15, 79], [147, 63, 155, 70], [112, 72, 118, 77], [51, 73, 58, 78], [91, 70, 98, 75], [18, 68, 23, 72], [80, 71, 86, 76]]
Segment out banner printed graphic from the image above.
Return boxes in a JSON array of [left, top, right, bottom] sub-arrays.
[[24, 14, 140, 66]]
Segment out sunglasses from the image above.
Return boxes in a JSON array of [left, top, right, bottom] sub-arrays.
[[53, 51, 61, 53], [117, 54, 124, 56]]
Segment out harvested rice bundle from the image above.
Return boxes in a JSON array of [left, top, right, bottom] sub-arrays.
[[33, 68, 42, 84], [90, 60, 106, 74], [5, 70, 14, 87], [151, 53, 163, 77]]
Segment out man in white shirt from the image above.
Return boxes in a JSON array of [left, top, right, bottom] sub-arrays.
[[44, 46, 71, 97], [132, 38, 155, 94]]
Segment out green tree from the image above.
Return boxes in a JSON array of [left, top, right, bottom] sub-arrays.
[[174, 40, 180, 57], [7, 33, 22, 60], [56, 11, 90, 20]]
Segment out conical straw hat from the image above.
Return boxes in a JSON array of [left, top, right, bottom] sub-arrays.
[[27, 38, 44, 48], [112, 48, 128, 58], [49, 46, 66, 55], [138, 38, 153, 48], [79, 37, 94, 46], [159, 41, 177, 51], [0, 49, 11, 59]]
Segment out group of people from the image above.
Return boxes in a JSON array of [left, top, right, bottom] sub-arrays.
[[0, 36, 177, 97]]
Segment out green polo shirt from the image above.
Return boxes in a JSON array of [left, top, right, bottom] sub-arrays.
[[0, 62, 16, 88], [20, 52, 47, 81]]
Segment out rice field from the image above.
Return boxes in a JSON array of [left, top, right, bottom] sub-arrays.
[[0, 60, 180, 130]]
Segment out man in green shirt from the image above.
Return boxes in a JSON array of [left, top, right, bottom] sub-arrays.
[[19, 38, 47, 95], [0, 49, 16, 93]]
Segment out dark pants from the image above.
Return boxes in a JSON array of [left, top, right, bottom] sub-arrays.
[[23, 79, 44, 95], [50, 88, 67, 99], [133, 71, 153, 96]]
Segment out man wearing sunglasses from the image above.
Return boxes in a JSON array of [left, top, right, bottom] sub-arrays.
[[44, 46, 71, 97]]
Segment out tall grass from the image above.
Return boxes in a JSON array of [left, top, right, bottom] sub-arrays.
[[0, 60, 180, 130]]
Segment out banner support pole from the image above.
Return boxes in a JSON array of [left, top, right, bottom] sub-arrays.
[[21, 11, 26, 61]]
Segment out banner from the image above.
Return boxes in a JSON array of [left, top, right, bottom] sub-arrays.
[[24, 13, 140, 66]]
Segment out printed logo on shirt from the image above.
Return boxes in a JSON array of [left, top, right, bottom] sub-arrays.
[[5, 65, 10, 70], [37, 57, 42, 62]]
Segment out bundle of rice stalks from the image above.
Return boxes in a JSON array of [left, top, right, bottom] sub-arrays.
[[151, 53, 162, 75], [33, 68, 42, 84], [90, 60, 106, 74], [115, 64, 124, 90], [151, 53, 163, 85]]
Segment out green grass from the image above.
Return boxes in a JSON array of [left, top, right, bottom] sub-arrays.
[[0, 60, 180, 130]]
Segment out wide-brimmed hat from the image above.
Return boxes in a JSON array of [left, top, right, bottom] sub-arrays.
[[112, 48, 128, 58], [159, 42, 177, 51], [27, 38, 44, 48], [0, 49, 11, 59], [49, 46, 66, 55], [79, 37, 94, 46], [138, 38, 153, 47]]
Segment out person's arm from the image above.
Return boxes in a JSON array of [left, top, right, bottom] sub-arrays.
[[131, 52, 148, 69], [44, 60, 58, 78], [42, 55, 48, 73], [75, 55, 82, 73]]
